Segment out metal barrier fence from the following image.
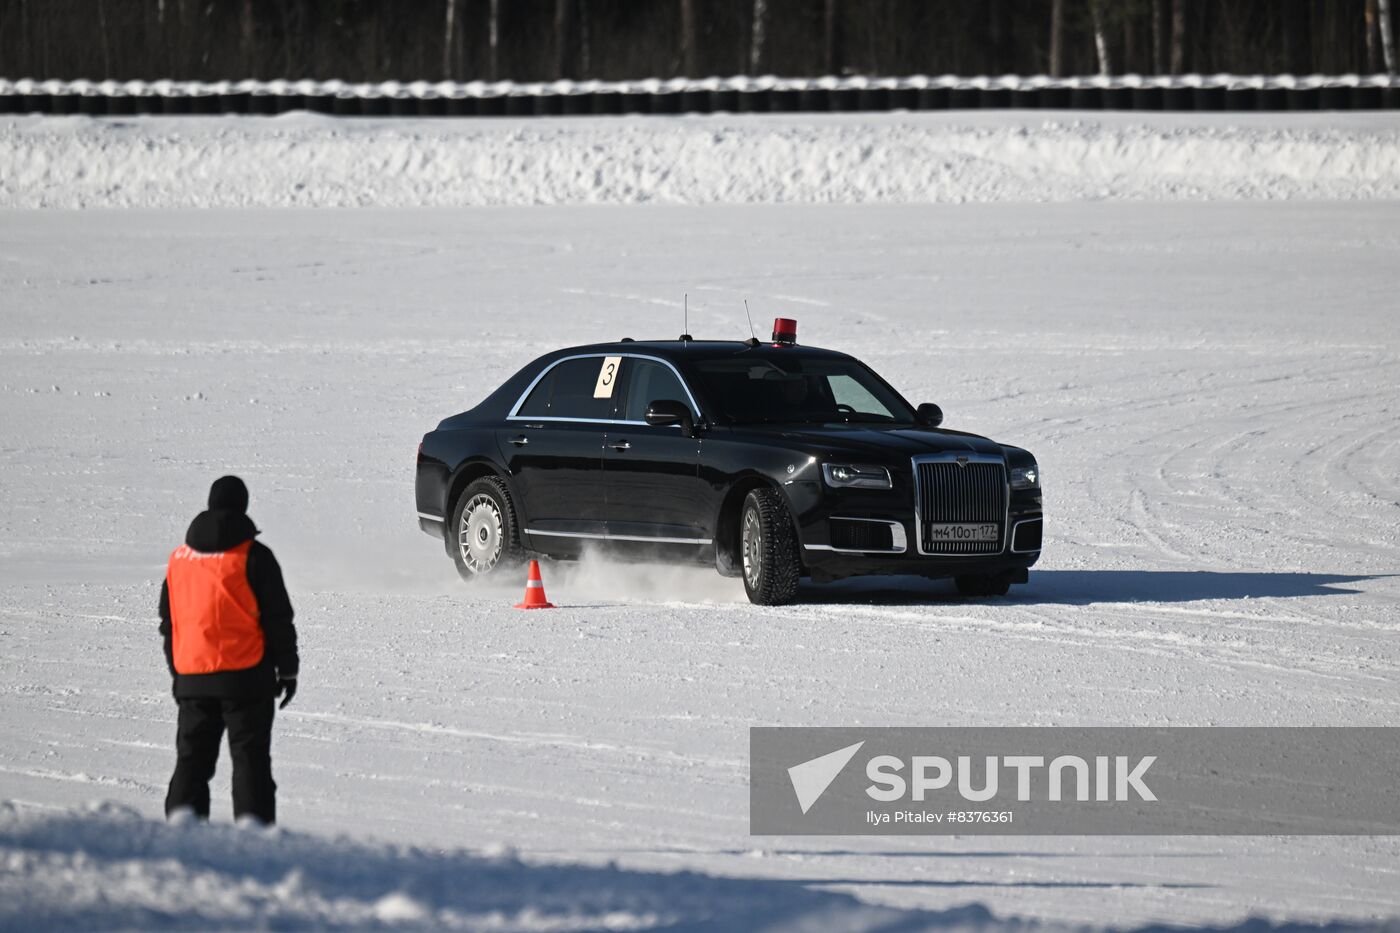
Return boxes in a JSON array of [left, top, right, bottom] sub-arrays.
[[4, 74, 1400, 116]]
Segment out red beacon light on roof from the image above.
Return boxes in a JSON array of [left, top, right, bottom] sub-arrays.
[[771, 317, 798, 346]]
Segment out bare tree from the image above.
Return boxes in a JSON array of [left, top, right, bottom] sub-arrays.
[[1281, 0, 1306, 72], [1170, 0, 1186, 73], [39, 1, 49, 75], [554, 0, 576, 78], [365, 9, 381, 79], [993, 0, 1015, 74], [1320, 0, 1339, 72], [1151, 0, 1165, 72], [177, 0, 192, 76], [578, 0, 591, 75], [276, 0, 296, 77], [13, 0, 1400, 88], [97, 0, 113, 76], [1090, 0, 1112, 75], [824, 0, 841, 74], [443, 0, 458, 78], [488, 0, 500, 80], [1382, 0, 1398, 73], [18, 0, 29, 75], [1049, 0, 1065, 76], [1367, 0, 1381, 71], [749, 0, 768, 74], [679, 0, 697, 75], [1121, 8, 1139, 75]]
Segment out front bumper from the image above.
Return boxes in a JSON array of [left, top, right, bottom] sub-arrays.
[[786, 478, 1042, 582], [801, 543, 1040, 582]]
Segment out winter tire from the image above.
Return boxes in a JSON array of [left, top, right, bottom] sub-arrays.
[[955, 572, 1012, 598], [450, 476, 524, 582], [740, 487, 801, 606]]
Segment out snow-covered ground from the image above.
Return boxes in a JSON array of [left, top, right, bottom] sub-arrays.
[[2, 114, 1399, 930], [10, 807, 1395, 933], [2, 802, 957, 932], [5, 112, 1400, 207]]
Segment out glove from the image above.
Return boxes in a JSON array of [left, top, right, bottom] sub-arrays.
[[276, 677, 297, 710]]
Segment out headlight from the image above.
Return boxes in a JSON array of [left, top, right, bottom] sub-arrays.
[[1010, 463, 1040, 489], [822, 463, 892, 490]]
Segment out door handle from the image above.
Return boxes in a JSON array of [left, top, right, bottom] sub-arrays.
[[510, 435, 529, 447], [610, 440, 631, 452]]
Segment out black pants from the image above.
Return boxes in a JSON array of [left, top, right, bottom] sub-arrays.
[[165, 697, 277, 824]]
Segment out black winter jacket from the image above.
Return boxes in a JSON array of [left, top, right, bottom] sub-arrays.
[[158, 509, 298, 699]]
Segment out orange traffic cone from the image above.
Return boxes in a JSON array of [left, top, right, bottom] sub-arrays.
[[514, 559, 556, 610]]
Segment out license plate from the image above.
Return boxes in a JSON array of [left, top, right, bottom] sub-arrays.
[[925, 523, 999, 542]]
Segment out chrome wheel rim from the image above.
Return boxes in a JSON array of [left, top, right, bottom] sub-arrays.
[[742, 508, 762, 588], [459, 494, 504, 574]]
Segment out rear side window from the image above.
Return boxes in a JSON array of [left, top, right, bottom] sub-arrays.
[[517, 357, 619, 420], [622, 359, 693, 422]]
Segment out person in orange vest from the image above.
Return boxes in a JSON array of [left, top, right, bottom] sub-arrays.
[[159, 475, 298, 825]]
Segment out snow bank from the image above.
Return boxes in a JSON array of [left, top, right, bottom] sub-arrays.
[[0, 802, 890, 931], [4, 803, 1397, 933], [0, 801, 974, 932], [3, 111, 1399, 208], [6, 72, 1399, 101]]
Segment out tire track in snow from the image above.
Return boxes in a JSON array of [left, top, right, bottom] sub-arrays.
[[293, 710, 743, 773], [828, 602, 1396, 688]]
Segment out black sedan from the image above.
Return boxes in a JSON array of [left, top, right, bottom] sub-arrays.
[[415, 322, 1042, 605]]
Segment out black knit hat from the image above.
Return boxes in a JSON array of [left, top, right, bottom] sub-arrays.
[[208, 475, 249, 514]]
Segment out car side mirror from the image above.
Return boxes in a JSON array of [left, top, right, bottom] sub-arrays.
[[645, 399, 695, 436], [916, 403, 943, 428]]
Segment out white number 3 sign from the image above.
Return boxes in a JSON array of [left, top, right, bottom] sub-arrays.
[[593, 356, 622, 399]]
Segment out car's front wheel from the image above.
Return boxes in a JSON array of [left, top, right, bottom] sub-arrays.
[[450, 476, 523, 582], [740, 488, 801, 606]]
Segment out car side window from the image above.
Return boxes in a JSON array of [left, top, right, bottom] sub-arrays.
[[623, 359, 693, 423], [826, 374, 896, 420], [517, 357, 619, 420]]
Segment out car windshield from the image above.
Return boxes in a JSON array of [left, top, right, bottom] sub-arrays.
[[688, 352, 915, 425]]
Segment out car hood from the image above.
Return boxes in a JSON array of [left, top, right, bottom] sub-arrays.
[[724, 423, 1005, 462]]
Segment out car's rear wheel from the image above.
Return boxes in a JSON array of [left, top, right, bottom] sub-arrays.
[[740, 488, 801, 606], [955, 572, 1012, 598], [450, 476, 523, 582]]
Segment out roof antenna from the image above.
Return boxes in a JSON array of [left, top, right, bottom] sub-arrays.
[[680, 293, 692, 342], [743, 299, 760, 347]]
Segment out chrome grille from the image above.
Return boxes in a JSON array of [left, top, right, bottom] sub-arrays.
[[915, 458, 1007, 554]]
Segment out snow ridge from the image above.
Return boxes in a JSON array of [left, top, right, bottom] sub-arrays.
[[0, 802, 960, 932], [3, 803, 1398, 932], [5, 72, 1400, 101], [4, 112, 1399, 208]]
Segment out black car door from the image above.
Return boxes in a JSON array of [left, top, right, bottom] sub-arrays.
[[498, 355, 613, 543], [602, 357, 707, 543]]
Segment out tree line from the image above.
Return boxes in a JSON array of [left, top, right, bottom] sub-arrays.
[[2, 0, 1396, 83]]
